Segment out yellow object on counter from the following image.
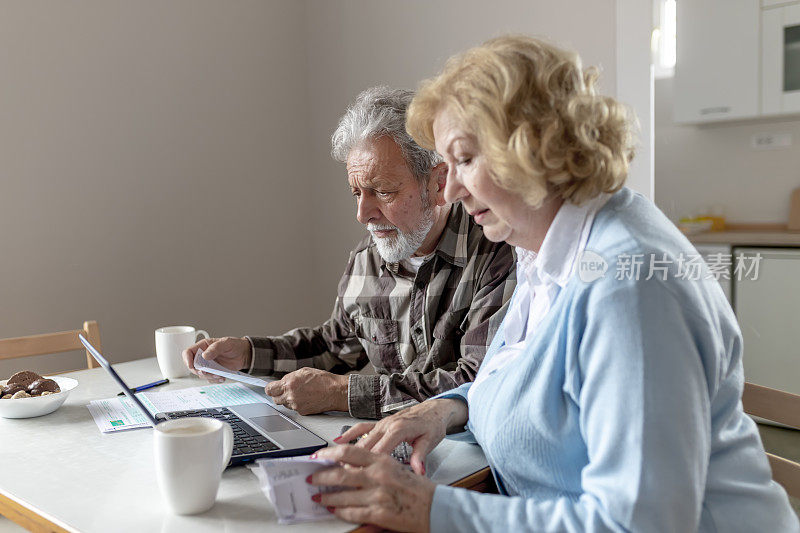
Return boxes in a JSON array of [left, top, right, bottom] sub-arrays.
[[696, 215, 726, 232]]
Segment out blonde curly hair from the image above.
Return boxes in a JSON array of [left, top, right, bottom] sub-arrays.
[[407, 35, 636, 207]]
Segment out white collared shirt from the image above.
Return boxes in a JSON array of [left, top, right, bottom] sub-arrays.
[[468, 194, 610, 402]]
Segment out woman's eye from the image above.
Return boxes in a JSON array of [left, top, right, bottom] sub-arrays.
[[458, 158, 472, 166]]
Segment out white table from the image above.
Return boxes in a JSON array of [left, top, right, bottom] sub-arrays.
[[0, 358, 488, 532]]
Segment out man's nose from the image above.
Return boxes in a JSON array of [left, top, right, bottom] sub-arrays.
[[356, 194, 378, 225]]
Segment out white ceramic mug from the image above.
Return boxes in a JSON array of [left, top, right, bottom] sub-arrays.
[[153, 417, 234, 515], [155, 326, 210, 379]]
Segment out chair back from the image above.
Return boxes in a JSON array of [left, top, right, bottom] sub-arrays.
[[743, 382, 800, 498], [0, 321, 102, 372]]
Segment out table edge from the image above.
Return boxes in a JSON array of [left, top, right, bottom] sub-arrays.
[[0, 490, 72, 533]]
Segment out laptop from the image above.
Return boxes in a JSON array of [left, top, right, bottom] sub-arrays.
[[78, 334, 327, 467]]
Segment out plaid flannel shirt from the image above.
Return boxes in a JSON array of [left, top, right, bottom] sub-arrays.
[[247, 202, 516, 419]]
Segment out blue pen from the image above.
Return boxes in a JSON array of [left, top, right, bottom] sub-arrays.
[[117, 378, 169, 395]]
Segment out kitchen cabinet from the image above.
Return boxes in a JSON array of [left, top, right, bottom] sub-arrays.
[[734, 247, 800, 395], [762, 2, 800, 115], [674, 0, 761, 123]]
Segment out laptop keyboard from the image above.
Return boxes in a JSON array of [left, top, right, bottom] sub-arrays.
[[340, 425, 412, 464], [163, 407, 280, 455]]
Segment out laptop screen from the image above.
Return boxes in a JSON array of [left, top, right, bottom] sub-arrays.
[[78, 334, 158, 426]]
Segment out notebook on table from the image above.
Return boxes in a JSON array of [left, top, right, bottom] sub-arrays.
[[79, 334, 327, 467]]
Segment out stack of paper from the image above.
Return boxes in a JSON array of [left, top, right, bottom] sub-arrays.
[[249, 456, 342, 524]]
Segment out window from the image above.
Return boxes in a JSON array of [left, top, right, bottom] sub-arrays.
[[652, 0, 676, 78]]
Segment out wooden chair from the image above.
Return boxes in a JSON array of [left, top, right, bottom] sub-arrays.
[[743, 382, 800, 498], [0, 321, 102, 372]]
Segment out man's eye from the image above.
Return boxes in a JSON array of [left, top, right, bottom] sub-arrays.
[[458, 158, 472, 166], [351, 191, 360, 197], [376, 191, 393, 198]]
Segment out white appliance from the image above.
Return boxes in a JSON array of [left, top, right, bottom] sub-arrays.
[[734, 247, 800, 395], [762, 1, 800, 115]]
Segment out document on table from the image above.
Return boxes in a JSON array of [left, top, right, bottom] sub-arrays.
[[86, 383, 267, 433], [248, 456, 341, 524], [193, 349, 270, 388]]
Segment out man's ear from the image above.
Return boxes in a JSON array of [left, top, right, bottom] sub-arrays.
[[430, 162, 448, 207]]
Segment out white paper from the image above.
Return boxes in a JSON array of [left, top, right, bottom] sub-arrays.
[[87, 395, 152, 432], [248, 456, 341, 524], [86, 383, 267, 433], [194, 349, 271, 388]]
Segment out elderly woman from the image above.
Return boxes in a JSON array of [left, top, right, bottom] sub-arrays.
[[308, 36, 799, 532]]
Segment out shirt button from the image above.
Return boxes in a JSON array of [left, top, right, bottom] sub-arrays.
[[414, 327, 422, 334]]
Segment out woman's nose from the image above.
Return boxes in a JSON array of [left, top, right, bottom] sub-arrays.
[[443, 167, 467, 204]]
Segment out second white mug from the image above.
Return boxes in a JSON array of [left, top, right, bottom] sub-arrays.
[[155, 326, 209, 379]]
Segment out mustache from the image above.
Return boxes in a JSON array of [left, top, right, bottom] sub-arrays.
[[367, 223, 398, 233]]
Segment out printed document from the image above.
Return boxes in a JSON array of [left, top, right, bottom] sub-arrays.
[[249, 456, 341, 524], [193, 349, 271, 388], [87, 382, 266, 433]]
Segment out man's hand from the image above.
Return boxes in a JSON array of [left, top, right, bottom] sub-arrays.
[[265, 368, 349, 415], [181, 336, 251, 383]]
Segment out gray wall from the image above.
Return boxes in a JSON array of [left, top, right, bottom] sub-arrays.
[[1, 0, 621, 376], [0, 1, 314, 375], [655, 77, 800, 223]]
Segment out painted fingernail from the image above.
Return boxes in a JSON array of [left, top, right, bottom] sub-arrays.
[[311, 493, 321, 503], [332, 436, 342, 443], [327, 506, 335, 513], [310, 453, 317, 459], [305, 475, 313, 484]]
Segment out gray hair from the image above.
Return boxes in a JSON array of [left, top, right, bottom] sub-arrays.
[[331, 86, 443, 183]]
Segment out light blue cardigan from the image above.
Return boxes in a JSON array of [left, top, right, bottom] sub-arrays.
[[430, 188, 798, 532]]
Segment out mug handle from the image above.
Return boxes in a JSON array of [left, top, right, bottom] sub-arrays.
[[195, 330, 210, 342], [220, 422, 234, 473]]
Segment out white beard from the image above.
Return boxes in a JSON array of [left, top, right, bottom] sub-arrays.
[[368, 196, 436, 263]]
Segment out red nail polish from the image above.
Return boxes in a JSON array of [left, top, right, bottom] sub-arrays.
[[311, 493, 321, 503], [332, 436, 342, 443], [327, 506, 335, 513], [310, 453, 317, 459], [305, 475, 313, 484]]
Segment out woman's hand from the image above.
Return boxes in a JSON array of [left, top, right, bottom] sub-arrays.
[[310, 445, 436, 533], [335, 398, 468, 476]]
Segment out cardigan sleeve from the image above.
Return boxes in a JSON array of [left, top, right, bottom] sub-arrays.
[[431, 382, 477, 443], [429, 277, 715, 532]]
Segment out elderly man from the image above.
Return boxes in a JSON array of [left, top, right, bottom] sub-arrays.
[[183, 86, 515, 419]]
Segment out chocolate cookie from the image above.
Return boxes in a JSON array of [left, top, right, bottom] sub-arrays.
[[28, 378, 60, 396], [1, 383, 27, 397], [7, 371, 42, 388]]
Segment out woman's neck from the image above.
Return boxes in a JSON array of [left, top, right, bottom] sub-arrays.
[[510, 194, 564, 253]]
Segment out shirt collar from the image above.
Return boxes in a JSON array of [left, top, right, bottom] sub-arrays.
[[517, 193, 610, 288], [433, 203, 468, 268]]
